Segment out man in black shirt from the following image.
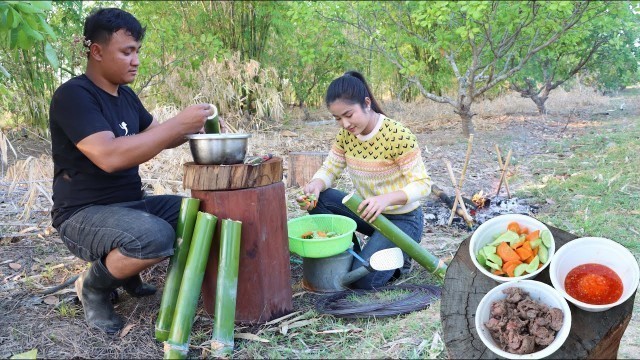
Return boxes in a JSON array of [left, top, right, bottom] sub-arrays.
[[49, 8, 214, 334]]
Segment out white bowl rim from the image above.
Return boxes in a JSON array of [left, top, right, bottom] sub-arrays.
[[469, 214, 554, 282], [549, 236, 640, 310], [475, 279, 572, 359]]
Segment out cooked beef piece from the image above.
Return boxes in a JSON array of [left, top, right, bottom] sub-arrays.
[[504, 287, 525, 303], [484, 287, 564, 355], [549, 308, 564, 331]]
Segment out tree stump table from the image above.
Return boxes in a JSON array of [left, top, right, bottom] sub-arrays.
[[441, 224, 635, 359], [183, 157, 293, 324]]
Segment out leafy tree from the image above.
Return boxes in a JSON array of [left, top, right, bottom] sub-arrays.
[[1, 0, 60, 130], [323, 1, 595, 137], [510, 1, 638, 114]]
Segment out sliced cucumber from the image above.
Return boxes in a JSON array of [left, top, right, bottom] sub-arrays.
[[490, 230, 519, 246], [526, 256, 540, 273], [482, 245, 497, 255], [486, 259, 502, 271], [476, 251, 487, 267], [486, 253, 503, 267], [529, 238, 542, 249], [514, 263, 529, 277], [538, 243, 549, 264], [541, 230, 553, 248]]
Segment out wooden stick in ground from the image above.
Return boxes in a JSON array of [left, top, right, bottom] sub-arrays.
[[495, 145, 511, 198], [448, 134, 474, 225], [444, 160, 474, 227], [495, 149, 512, 197]]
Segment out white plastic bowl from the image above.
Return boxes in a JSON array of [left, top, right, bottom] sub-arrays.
[[475, 280, 572, 359], [549, 237, 639, 312], [470, 214, 555, 282]]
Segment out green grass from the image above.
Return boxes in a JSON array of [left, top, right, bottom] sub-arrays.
[[519, 119, 640, 253]]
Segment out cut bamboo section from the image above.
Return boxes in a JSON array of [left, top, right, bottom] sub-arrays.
[[342, 192, 447, 279], [211, 219, 243, 357], [155, 198, 200, 342], [164, 211, 217, 360]]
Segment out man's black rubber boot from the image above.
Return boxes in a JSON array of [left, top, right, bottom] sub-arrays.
[[75, 259, 125, 334], [122, 274, 157, 297]]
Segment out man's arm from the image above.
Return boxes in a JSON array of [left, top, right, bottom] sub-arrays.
[[77, 104, 211, 173]]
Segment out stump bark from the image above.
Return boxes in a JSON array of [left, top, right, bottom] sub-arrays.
[[441, 224, 635, 359], [287, 151, 328, 188]]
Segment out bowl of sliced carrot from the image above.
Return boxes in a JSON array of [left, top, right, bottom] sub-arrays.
[[470, 214, 555, 282]]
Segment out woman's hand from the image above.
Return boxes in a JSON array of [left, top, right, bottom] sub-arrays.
[[357, 193, 395, 223], [296, 179, 324, 210]]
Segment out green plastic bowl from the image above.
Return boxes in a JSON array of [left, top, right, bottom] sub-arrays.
[[288, 214, 357, 258]]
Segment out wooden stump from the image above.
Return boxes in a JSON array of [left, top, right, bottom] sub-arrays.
[[441, 225, 635, 359], [184, 158, 293, 324], [287, 151, 328, 188], [183, 157, 283, 191]]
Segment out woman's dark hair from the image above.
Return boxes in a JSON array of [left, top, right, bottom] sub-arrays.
[[325, 71, 386, 116], [84, 8, 146, 48]]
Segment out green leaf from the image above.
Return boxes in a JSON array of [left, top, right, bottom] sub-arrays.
[[10, 348, 38, 359], [27, 1, 52, 12], [45, 42, 59, 69], [19, 21, 44, 42], [7, 7, 20, 28], [8, 27, 19, 49], [35, 14, 56, 40], [15, 2, 41, 14]]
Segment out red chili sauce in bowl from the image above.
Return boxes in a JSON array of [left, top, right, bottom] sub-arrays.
[[565, 263, 623, 305]]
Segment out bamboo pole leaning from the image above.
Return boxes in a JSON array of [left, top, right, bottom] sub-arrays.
[[448, 134, 474, 225], [496, 149, 513, 197], [342, 192, 447, 279], [155, 198, 201, 342], [495, 145, 512, 198], [164, 211, 218, 360], [211, 219, 243, 358], [444, 160, 474, 228]]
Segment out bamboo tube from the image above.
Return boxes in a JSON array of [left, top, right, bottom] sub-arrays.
[[447, 134, 474, 225], [342, 193, 447, 279], [164, 211, 217, 360], [211, 219, 242, 358], [155, 198, 200, 342]]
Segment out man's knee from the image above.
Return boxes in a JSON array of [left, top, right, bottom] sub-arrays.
[[120, 218, 175, 259]]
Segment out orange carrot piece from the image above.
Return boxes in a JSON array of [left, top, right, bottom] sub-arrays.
[[511, 239, 525, 249], [507, 222, 521, 234], [502, 260, 523, 277], [526, 230, 541, 242], [518, 226, 530, 235], [492, 269, 506, 276], [532, 247, 539, 256], [524, 254, 536, 264], [515, 246, 533, 261], [497, 242, 521, 262]]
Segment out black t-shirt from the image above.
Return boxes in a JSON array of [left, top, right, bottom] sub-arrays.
[[49, 74, 153, 229]]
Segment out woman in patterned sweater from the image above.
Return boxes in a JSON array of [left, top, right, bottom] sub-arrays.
[[297, 71, 432, 289]]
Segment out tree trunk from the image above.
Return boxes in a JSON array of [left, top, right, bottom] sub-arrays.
[[455, 101, 475, 138], [532, 95, 548, 115]]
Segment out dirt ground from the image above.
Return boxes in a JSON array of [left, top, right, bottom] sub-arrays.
[[1, 92, 639, 358]]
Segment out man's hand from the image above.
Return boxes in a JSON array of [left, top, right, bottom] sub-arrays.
[[175, 103, 215, 135]]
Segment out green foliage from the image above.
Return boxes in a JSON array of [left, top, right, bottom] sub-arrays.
[[510, 1, 639, 110]]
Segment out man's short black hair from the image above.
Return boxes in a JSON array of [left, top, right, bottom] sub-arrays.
[[83, 8, 146, 47]]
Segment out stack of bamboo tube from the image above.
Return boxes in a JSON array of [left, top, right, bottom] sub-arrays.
[[154, 198, 242, 359]]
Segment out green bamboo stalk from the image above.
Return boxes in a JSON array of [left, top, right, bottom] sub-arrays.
[[342, 192, 447, 279], [164, 211, 217, 360], [210, 219, 242, 358], [155, 198, 201, 342]]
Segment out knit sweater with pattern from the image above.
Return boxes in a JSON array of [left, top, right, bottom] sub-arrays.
[[312, 115, 432, 214]]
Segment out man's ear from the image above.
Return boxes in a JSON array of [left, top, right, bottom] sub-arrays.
[[89, 43, 103, 61]]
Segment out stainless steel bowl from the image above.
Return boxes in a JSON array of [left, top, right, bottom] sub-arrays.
[[186, 133, 251, 165]]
